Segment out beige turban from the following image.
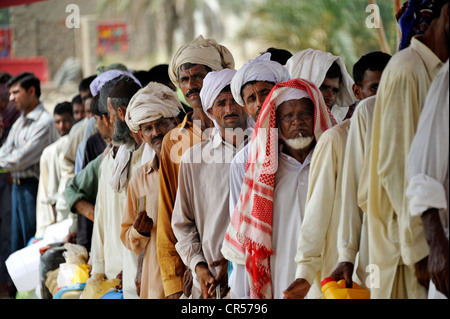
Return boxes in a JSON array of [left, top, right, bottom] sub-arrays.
[[168, 35, 235, 87], [125, 82, 183, 133]]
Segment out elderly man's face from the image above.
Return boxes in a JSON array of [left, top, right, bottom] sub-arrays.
[[277, 98, 315, 149], [242, 81, 274, 122], [178, 64, 209, 109], [139, 117, 177, 154], [208, 91, 247, 131]]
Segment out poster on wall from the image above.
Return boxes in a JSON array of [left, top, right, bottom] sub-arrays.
[[0, 27, 11, 58], [97, 21, 129, 57]]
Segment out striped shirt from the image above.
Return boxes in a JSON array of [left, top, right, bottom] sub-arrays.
[[0, 103, 58, 180]]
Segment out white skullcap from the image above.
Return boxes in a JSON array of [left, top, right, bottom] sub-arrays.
[[273, 87, 311, 108], [89, 69, 142, 96], [231, 53, 291, 106], [125, 82, 183, 133]]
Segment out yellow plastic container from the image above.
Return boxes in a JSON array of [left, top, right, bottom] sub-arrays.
[[321, 277, 370, 299], [72, 264, 91, 284]]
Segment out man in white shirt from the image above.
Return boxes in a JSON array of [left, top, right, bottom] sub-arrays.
[[222, 79, 335, 299], [227, 52, 290, 298], [172, 69, 250, 299]]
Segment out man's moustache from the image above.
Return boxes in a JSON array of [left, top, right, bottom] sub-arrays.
[[151, 134, 164, 144], [185, 89, 200, 98], [224, 113, 239, 119]]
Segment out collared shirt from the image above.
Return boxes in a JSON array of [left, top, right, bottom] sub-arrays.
[[364, 36, 444, 299], [172, 131, 247, 299], [120, 154, 164, 299], [156, 112, 209, 296], [0, 103, 58, 179], [295, 120, 350, 298]]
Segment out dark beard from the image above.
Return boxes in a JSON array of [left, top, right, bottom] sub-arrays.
[[112, 119, 134, 146]]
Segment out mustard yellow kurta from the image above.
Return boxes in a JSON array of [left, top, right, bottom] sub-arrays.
[[364, 37, 444, 299], [156, 112, 207, 297], [295, 119, 350, 299], [121, 156, 165, 299]]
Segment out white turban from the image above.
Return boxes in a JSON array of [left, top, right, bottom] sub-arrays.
[[231, 53, 291, 106], [285, 48, 356, 115], [200, 68, 237, 121], [125, 82, 183, 133], [274, 88, 311, 108], [168, 35, 235, 87], [89, 69, 142, 96]]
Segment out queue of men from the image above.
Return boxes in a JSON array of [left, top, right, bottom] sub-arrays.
[[0, 0, 448, 300]]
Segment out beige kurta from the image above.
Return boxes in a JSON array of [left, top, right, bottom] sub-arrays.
[[90, 142, 144, 299], [120, 155, 165, 299], [364, 37, 444, 299], [295, 120, 350, 299], [57, 118, 88, 215], [35, 135, 71, 237], [337, 96, 376, 289], [172, 132, 245, 299]]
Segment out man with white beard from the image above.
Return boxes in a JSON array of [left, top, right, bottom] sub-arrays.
[[222, 79, 335, 299]]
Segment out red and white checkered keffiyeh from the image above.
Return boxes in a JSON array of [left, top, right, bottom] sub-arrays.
[[222, 78, 336, 299]]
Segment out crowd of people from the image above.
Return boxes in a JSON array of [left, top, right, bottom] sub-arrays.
[[0, 0, 448, 300]]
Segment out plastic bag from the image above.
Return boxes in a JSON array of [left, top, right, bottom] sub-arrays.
[[57, 263, 77, 289], [80, 274, 121, 299], [63, 243, 88, 265], [72, 264, 91, 284]]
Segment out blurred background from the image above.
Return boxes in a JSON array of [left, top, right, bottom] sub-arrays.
[[0, 0, 402, 112]]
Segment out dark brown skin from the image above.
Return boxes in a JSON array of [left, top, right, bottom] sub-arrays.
[[420, 209, 449, 297]]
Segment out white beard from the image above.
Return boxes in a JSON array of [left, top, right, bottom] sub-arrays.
[[280, 132, 314, 150]]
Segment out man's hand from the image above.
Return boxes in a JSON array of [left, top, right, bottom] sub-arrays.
[[209, 257, 229, 298], [167, 291, 183, 299], [283, 278, 311, 299], [195, 262, 215, 299], [421, 209, 449, 297], [64, 232, 77, 244], [415, 256, 430, 290], [116, 270, 123, 290], [74, 199, 95, 222], [330, 262, 354, 288], [135, 251, 144, 297], [133, 211, 153, 236], [182, 267, 193, 297]]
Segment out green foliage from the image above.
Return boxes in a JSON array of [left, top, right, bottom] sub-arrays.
[[227, 0, 397, 71]]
